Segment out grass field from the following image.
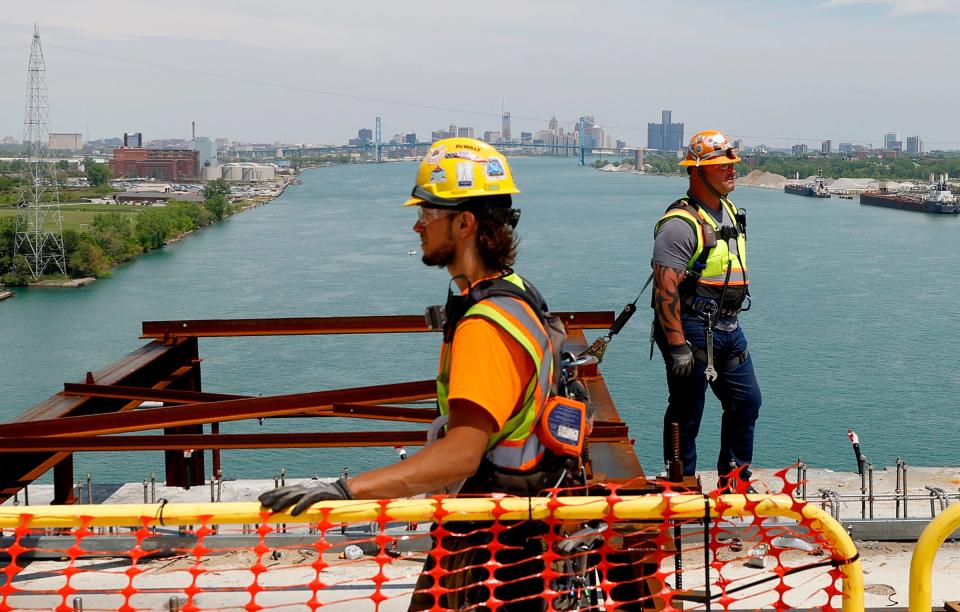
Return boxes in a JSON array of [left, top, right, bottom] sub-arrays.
[[0, 207, 140, 232]]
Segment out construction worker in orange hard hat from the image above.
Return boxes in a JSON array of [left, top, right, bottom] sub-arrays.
[[650, 129, 761, 493], [261, 137, 578, 610]]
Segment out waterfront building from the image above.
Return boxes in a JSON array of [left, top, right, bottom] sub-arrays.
[[821, 140, 832, 154], [906, 136, 923, 155], [501, 112, 511, 141], [646, 109, 684, 152], [348, 128, 372, 147], [431, 130, 446, 142], [123, 132, 143, 148], [192, 136, 217, 170], [404, 133, 417, 145], [615, 139, 626, 150], [482, 130, 501, 143], [48, 133, 82, 151], [521, 131, 533, 143], [110, 148, 199, 180], [456, 127, 475, 138]]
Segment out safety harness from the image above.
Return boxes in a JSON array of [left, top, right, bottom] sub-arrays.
[[427, 271, 585, 496], [655, 194, 750, 381]]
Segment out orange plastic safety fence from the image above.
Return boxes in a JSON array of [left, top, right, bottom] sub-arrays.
[[0, 467, 850, 611]]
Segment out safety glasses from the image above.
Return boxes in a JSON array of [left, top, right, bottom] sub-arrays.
[[697, 146, 739, 161], [416, 206, 458, 225]]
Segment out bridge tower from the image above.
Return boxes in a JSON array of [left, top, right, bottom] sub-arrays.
[[14, 24, 66, 280], [374, 116, 382, 163], [578, 117, 586, 166]]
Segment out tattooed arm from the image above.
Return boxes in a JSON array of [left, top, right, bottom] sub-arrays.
[[653, 264, 686, 346]]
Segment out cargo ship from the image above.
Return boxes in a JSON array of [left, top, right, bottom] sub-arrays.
[[860, 174, 959, 214], [784, 175, 831, 198]]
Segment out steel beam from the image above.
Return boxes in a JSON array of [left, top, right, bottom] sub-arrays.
[[62, 383, 247, 404], [0, 425, 630, 452], [141, 312, 614, 339], [0, 380, 438, 438], [0, 338, 200, 504]]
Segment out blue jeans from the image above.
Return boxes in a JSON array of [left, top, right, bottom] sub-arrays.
[[656, 315, 762, 481]]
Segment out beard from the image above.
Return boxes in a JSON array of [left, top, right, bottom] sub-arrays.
[[421, 243, 455, 268]]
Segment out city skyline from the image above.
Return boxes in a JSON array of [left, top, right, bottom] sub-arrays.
[[1, 1, 958, 148]]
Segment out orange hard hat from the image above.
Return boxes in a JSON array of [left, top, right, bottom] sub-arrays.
[[679, 130, 741, 167]]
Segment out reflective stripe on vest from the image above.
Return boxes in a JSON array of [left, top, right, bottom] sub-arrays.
[[436, 287, 553, 472], [655, 197, 748, 287]]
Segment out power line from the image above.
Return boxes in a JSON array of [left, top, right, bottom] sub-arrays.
[[44, 43, 960, 148]]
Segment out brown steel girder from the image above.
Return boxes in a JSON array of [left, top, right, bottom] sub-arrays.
[[1, 311, 668, 502]]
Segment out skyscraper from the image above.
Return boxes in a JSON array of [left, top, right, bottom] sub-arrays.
[[884, 132, 902, 151], [906, 136, 923, 155], [647, 110, 683, 151], [501, 112, 511, 142]]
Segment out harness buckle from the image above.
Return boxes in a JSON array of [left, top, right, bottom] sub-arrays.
[[690, 296, 719, 320]]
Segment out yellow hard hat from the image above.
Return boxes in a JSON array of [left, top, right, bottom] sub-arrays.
[[679, 130, 741, 167], [402, 137, 520, 207]]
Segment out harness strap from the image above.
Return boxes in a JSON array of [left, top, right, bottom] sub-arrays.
[[691, 347, 750, 371]]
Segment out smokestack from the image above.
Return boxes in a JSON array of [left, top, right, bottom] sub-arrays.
[[192, 121, 196, 140]]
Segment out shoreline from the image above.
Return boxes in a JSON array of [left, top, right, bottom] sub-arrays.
[[9, 173, 299, 288]]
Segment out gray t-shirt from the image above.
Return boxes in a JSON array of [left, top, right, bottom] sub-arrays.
[[651, 204, 737, 271], [651, 204, 741, 330]]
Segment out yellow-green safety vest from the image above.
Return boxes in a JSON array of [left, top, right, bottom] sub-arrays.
[[436, 273, 554, 472], [655, 197, 748, 296]]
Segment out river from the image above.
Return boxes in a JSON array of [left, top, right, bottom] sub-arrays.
[[2, 157, 958, 483]]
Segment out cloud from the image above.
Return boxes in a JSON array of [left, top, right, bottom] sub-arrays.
[[820, 0, 960, 16]]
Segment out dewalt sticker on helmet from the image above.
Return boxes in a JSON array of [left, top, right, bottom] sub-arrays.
[[486, 158, 505, 179], [456, 162, 473, 188]]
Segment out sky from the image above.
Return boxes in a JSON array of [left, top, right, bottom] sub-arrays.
[[1, 0, 959, 148]]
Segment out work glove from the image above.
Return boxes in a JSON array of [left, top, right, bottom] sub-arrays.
[[258, 477, 354, 516], [668, 343, 694, 377]]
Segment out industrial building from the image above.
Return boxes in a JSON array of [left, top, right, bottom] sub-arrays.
[[110, 148, 200, 180], [192, 137, 217, 170], [220, 163, 275, 182], [48, 133, 83, 151]]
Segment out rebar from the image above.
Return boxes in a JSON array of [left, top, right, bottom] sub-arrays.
[[903, 462, 909, 518], [895, 457, 903, 519], [867, 463, 874, 519], [150, 472, 156, 504], [86, 473, 93, 504], [143, 479, 148, 503]]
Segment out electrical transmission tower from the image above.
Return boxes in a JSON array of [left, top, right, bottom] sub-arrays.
[[14, 24, 66, 279]]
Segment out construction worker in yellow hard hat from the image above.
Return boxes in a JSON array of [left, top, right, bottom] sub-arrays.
[[650, 129, 762, 493], [261, 137, 570, 610]]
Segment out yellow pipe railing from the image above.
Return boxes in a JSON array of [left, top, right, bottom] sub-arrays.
[[0, 493, 863, 612], [909, 502, 960, 612]]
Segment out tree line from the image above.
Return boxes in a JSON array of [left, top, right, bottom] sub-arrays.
[[1, 179, 237, 285]]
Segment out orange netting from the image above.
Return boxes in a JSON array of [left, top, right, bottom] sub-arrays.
[[0, 467, 854, 611]]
